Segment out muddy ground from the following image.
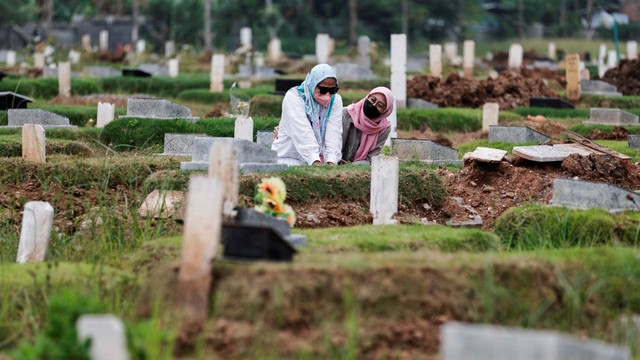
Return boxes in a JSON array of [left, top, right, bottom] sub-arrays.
[[602, 59, 640, 96]]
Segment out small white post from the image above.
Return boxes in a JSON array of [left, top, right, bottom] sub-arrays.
[[77, 315, 129, 360], [316, 33, 330, 63], [97, 102, 115, 128], [208, 140, 239, 218], [358, 36, 371, 68], [168, 58, 179, 78], [210, 54, 225, 93], [390, 34, 407, 109], [370, 156, 399, 225], [548, 42, 557, 61], [99, 30, 109, 51], [16, 201, 54, 263], [463, 40, 475, 78], [240, 27, 252, 50], [22, 124, 46, 163], [267, 38, 282, 63], [628, 41, 638, 61], [482, 103, 499, 132], [508, 44, 523, 69], [429, 44, 442, 78], [58, 61, 71, 97], [607, 50, 618, 68], [234, 116, 254, 142]]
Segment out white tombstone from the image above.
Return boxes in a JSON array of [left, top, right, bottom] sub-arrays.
[[68, 50, 81, 64], [598, 44, 608, 78], [180, 175, 224, 280], [482, 103, 500, 132], [208, 141, 239, 218], [267, 38, 282, 62], [44, 46, 55, 57], [210, 54, 225, 93], [316, 33, 330, 63], [579, 61, 590, 80], [607, 50, 618, 68], [58, 61, 71, 97], [82, 34, 92, 51], [429, 44, 443, 78], [22, 124, 46, 163], [390, 34, 407, 109], [240, 27, 252, 49], [97, 102, 115, 128], [508, 44, 523, 69], [16, 201, 54, 263], [254, 52, 265, 67], [136, 39, 146, 54], [444, 42, 458, 64], [628, 41, 638, 61], [548, 42, 556, 60], [168, 58, 179, 78], [6, 50, 16, 66], [34, 53, 45, 69], [77, 315, 129, 360], [358, 35, 371, 68], [165, 40, 175, 58], [234, 116, 253, 142], [463, 40, 475, 78], [370, 156, 399, 225], [99, 30, 109, 51]]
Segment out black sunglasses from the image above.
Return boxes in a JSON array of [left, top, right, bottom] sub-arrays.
[[317, 86, 339, 95]]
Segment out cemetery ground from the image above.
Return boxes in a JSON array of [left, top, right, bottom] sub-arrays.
[[2, 60, 640, 357]]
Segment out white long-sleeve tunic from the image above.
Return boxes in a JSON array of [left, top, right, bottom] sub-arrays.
[[272, 89, 343, 165]]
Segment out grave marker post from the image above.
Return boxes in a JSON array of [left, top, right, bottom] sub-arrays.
[[316, 34, 330, 63], [628, 41, 638, 61], [210, 54, 225, 93], [370, 156, 399, 225], [429, 44, 443, 78], [16, 201, 54, 263], [208, 140, 239, 218], [565, 53, 581, 101], [508, 44, 523, 70], [97, 102, 115, 128], [58, 61, 71, 97], [463, 40, 475, 79], [22, 124, 46, 163], [77, 315, 129, 360], [99, 30, 109, 51], [482, 103, 499, 132], [390, 34, 407, 109]]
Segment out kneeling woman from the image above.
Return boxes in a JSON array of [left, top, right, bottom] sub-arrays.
[[272, 64, 343, 166], [341, 87, 394, 165]]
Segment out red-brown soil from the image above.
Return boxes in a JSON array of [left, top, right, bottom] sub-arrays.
[[602, 59, 640, 95]]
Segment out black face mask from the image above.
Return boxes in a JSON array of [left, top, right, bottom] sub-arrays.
[[363, 99, 381, 119]]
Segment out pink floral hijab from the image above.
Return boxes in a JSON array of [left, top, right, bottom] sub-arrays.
[[345, 87, 394, 162]]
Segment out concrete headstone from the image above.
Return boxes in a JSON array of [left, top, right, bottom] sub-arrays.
[[512, 145, 573, 162], [429, 44, 443, 78], [161, 133, 210, 156], [58, 61, 71, 98], [77, 315, 129, 360], [234, 115, 253, 142], [482, 103, 499, 132], [334, 63, 377, 81], [462, 147, 507, 163], [629, 135, 640, 149], [391, 138, 460, 165], [257, 130, 274, 148], [552, 178, 640, 212], [580, 80, 622, 97], [96, 102, 115, 128], [565, 53, 581, 101], [16, 201, 54, 263], [8, 109, 76, 129], [548, 42, 556, 60], [120, 98, 198, 121], [488, 125, 549, 144], [585, 108, 639, 126], [210, 54, 225, 93], [168, 58, 179, 78], [315, 34, 330, 63], [370, 156, 399, 225], [508, 44, 523, 69]]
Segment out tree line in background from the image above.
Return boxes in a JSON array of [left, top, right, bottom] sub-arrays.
[[0, 0, 632, 53]]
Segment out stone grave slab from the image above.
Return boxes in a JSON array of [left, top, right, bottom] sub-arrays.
[[334, 63, 377, 81], [580, 80, 622, 97], [120, 98, 199, 122], [529, 97, 575, 109], [584, 108, 639, 126], [6, 109, 77, 129], [0, 92, 33, 110], [16, 201, 54, 263], [629, 135, 640, 149], [84, 66, 120, 78], [390, 138, 461, 165], [488, 125, 549, 144], [442, 322, 631, 360], [551, 178, 640, 212], [137, 190, 186, 219], [138, 63, 169, 76], [512, 145, 574, 162], [407, 98, 438, 109], [462, 147, 507, 163], [180, 137, 287, 173], [157, 133, 210, 156], [256, 130, 274, 149]]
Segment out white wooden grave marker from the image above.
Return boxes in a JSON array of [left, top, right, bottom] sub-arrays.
[[6, 50, 16, 67], [210, 54, 225, 93], [508, 44, 523, 69], [482, 103, 499, 132], [16, 201, 54, 263], [628, 41, 638, 61], [97, 102, 115, 128], [370, 156, 399, 225], [58, 61, 71, 97], [208, 141, 239, 218], [430, 44, 442, 78], [463, 40, 475, 78], [22, 124, 46, 163], [168, 58, 179, 78], [316, 34, 330, 64], [99, 30, 109, 51], [390, 34, 407, 109]]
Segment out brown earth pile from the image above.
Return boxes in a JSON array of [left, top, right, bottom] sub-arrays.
[[602, 59, 640, 95], [407, 72, 557, 110]]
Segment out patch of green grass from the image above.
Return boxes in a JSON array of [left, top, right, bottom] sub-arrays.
[[578, 95, 640, 109], [302, 224, 501, 253], [397, 108, 521, 133], [569, 124, 640, 136], [494, 203, 640, 250], [510, 107, 589, 119], [593, 140, 640, 162]]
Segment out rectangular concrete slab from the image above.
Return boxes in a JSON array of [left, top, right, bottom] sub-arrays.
[[512, 145, 574, 162], [462, 147, 507, 163], [629, 135, 640, 149], [551, 178, 640, 212], [584, 108, 639, 126], [8, 109, 71, 126], [161, 133, 210, 156], [488, 125, 550, 144], [442, 323, 631, 360], [391, 138, 459, 162], [120, 98, 199, 121], [580, 80, 622, 97]]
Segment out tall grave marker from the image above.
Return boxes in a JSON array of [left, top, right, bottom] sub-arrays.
[[628, 41, 638, 61], [508, 44, 523, 69], [168, 58, 179, 78], [97, 102, 115, 128], [482, 103, 499, 132], [267, 38, 282, 62], [358, 36, 371, 68], [463, 40, 475, 79], [316, 34, 330, 63], [390, 34, 407, 109], [565, 53, 581, 101], [548, 42, 556, 60], [371, 156, 399, 225], [16, 201, 54, 263], [240, 27, 252, 50], [430, 44, 443, 78], [210, 54, 225, 93], [58, 62, 71, 97], [99, 30, 109, 51], [22, 124, 46, 163], [208, 140, 239, 218]]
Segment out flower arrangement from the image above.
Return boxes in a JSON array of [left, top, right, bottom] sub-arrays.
[[254, 177, 296, 227]]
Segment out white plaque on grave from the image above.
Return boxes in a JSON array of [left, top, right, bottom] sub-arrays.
[[77, 315, 129, 360], [371, 156, 399, 225], [58, 62, 71, 97], [508, 44, 523, 69], [97, 102, 115, 128], [628, 41, 638, 61], [16, 201, 54, 263], [168, 58, 179, 78]]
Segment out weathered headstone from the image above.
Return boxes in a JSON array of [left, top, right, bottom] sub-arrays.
[[391, 138, 461, 165], [256, 130, 274, 148], [16, 201, 54, 263], [358, 36, 371, 68], [34, 53, 45, 69], [315, 33, 330, 63], [489, 125, 549, 144], [565, 53, 581, 101], [82, 34, 91, 51], [370, 156, 399, 225], [6, 50, 16, 66], [552, 178, 640, 212], [390, 34, 407, 109], [512, 145, 573, 162], [22, 124, 46, 163], [159, 133, 210, 156], [629, 135, 640, 149], [462, 147, 507, 163], [580, 80, 622, 97], [234, 115, 253, 142], [96, 102, 115, 128], [628, 41, 638, 61], [99, 30, 109, 51], [429, 44, 443, 78], [138, 189, 186, 219], [168, 58, 179, 78], [58, 61, 71, 98], [210, 54, 225, 93], [240, 27, 252, 49], [548, 42, 556, 60], [584, 108, 639, 126], [180, 137, 287, 173], [208, 140, 239, 217], [463, 40, 475, 79], [87, 66, 121, 78], [8, 109, 75, 129], [120, 98, 198, 121], [442, 322, 631, 360], [77, 315, 129, 360], [165, 41, 175, 58], [267, 38, 282, 63], [607, 50, 617, 68], [508, 44, 523, 69], [482, 103, 499, 132]]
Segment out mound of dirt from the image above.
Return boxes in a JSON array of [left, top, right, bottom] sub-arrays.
[[561, 153, 640, 189], [587, 126, 629, 140], [602, 59, 640, 95], [407, 72, 557, 110]]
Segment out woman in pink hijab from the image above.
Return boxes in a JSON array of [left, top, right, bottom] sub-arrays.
[[341, 86, 394, 165]]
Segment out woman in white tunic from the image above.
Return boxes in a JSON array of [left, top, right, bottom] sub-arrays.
[[271, 64, 343, 166]]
